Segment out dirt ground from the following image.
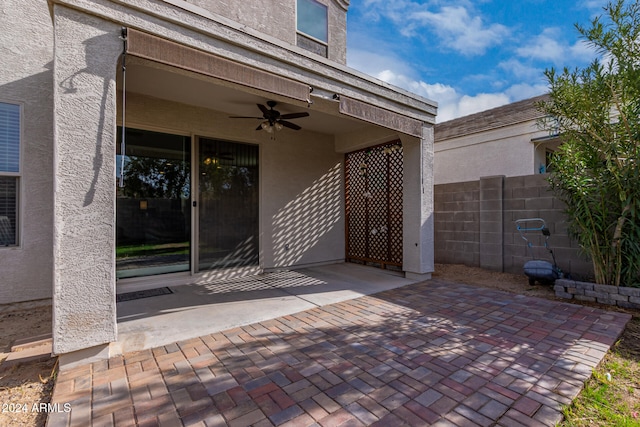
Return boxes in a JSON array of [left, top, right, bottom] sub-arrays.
[[0, 305, 54, 427], [0, 264, 637, 426]]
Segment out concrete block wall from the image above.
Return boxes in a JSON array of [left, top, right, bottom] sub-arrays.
[[479, 176, 504, 271], [434, 174, 594, 280], [501, 174, 592, 278], [433, 181, 480, 267]]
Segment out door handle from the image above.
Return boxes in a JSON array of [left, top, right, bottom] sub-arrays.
[[192, 201, 197, 207]]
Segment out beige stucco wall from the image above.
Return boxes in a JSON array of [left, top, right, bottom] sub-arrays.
[[52, 5, 122, 354], [183, 0, 348, 63], [434, 121, 548, 185], [121, 92, 345, 271], [0, 0, 54, 304], [401, 129, 435, 278]]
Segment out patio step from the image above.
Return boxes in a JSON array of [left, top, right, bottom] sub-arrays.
[[1, 334, 53, 370], [11, 333, 52, 352]]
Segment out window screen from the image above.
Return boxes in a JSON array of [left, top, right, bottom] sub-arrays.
[[0, 103, 20, 173], [0, 102, 19, 246]]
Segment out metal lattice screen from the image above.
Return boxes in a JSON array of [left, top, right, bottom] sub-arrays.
[[345, 141, 403, 269]]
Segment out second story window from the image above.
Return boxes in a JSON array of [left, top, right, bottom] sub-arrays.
[[297, 0, 328, 57]]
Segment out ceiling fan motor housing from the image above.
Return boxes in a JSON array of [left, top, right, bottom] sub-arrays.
[[230, 101, 309, 131]]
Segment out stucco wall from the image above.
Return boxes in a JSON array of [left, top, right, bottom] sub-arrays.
[[121, 92, 345, 271], [401, 130, 435, 278], [186, 0, 295, 43], [183, 0, 348, 63], [52, 6, 123, 354], [0, 0, 54, 304], [434, 121, 547, 185]]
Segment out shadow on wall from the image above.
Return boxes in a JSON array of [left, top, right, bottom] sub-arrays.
[[272, 163, 342, 267], [59, 32, 122, 207]]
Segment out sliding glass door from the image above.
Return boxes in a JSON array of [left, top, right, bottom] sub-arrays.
[[116, 128, 191, 279], [197, 138, 259, 271], [115, 129, 259, 280]]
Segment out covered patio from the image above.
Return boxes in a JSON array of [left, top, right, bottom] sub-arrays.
[[114, 263, 419, 356], [50, 0, 436, 362]]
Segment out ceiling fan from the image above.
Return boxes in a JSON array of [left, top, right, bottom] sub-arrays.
[[230, 101, 309, 132]]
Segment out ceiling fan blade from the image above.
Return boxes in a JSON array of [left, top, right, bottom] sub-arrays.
[[279, 120, 302, 130], [257, 104, 270, 115], [210, 152, 234, 160], [280, 112, 309, 120], [255, 123, 264, 131]]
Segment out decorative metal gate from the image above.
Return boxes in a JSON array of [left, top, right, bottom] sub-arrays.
[[345, 140, 403, 269]]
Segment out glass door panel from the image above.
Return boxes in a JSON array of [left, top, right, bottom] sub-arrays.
[[116, 128, 191, 279], [198, 138, 258, 271]]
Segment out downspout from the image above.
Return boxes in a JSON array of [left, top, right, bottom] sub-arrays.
[[119, 27, 127, 188]]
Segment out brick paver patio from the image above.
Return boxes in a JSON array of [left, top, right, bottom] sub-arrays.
[[47, 279, 631, 426]]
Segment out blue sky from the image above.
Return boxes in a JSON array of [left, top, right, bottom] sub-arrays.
[[346, 0, 606, 122]]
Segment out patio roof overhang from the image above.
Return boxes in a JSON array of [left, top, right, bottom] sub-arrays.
[[51, 0, 436, 141], [124, 28, 430, 139]]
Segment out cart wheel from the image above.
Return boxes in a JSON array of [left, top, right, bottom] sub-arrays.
[[528, 277, 536, 286]]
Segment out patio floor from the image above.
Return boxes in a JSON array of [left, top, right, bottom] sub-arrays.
[[115, 263, 417, 355], [48, 275, 630, 427]]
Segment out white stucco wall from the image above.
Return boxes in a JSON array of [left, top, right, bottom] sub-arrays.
[[434, 121, 547, 185], [0, 0, 54, 304]]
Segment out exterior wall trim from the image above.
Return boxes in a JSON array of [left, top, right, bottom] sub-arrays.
[[339, 96, 423, 138], [332, 0, 350, 11], [127, 28, 312, 104]]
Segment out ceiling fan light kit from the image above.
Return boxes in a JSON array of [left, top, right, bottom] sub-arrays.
[[230, 101, 309, 132]]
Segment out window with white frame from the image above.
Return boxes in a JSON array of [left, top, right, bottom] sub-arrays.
[[0, 102, 20, 246], [297, 0, 328, 56]]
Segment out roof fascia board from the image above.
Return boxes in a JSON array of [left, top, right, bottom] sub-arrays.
[[435, 122, 548, 152], [436, 115, 545, 142]]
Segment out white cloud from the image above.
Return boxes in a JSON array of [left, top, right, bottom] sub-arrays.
[[581, 0, 606, 13], [347, 45, 551, 122], [516, 28, 566, 62], [570, 39, 598, 62], [505, 82, 549, 100], [358, 1, 510, 56], [409, 6, 510, 55], [382, 72, 459, 104], [374, 68, 550, 122], [457, 93, 511, 117], [347, 49, 418, 81], [516, 27, 596, 65], [364, 67, 521, 122], [498, 59, 544, 81]]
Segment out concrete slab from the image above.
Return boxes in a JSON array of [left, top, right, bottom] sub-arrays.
[[116, 263, 417, 354]]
